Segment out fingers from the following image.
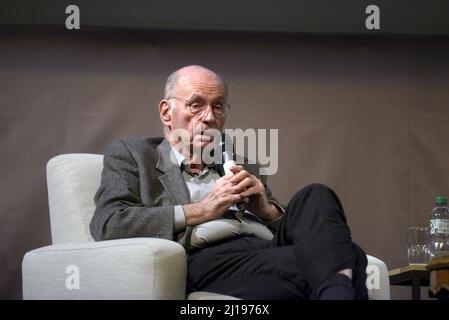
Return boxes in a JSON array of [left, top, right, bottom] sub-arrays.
[[229, 167, 251, 184], [216, 170, 261, 202], [229, 165, 244, 174], [233, 177, 255, 193], [220, 168, 250, 184], [223, 165, 242, 178], [221, 167, 260, 195], [219, 193, 245, 207], [239, 186, 259, 198], [215, 178, 252, 196]]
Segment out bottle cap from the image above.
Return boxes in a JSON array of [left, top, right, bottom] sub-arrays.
[[436, 196, 447, 206]]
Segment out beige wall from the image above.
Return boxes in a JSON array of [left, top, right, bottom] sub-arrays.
[[1, 29, 449, 299]]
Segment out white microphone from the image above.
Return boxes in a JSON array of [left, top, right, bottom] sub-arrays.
[[220, 134, 246, 213], [222, 150, 236, 176]]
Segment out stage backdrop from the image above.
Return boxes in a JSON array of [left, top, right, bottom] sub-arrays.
[[1, 28, 449, 299]]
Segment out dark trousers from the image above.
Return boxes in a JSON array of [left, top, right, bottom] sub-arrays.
[[187, 183, 368, 299]]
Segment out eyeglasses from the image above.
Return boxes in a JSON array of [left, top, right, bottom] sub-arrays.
[[167, 96, 231, 119]]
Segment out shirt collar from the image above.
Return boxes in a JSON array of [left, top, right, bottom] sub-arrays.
[[170, 146, 186, 168], [170, 146, 218, 176]]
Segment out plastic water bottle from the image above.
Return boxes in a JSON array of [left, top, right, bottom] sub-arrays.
[[430, 196, 449, 257]]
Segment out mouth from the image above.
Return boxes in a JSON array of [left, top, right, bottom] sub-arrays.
[[198, 135, 213, 144], [191, 124, 221, 145], [197, 128, 216, 139], [200, 131, 214, 139]]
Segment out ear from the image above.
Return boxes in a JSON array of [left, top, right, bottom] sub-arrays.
[[158, 99, 171, 128]]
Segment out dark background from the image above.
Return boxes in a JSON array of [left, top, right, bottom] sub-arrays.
[[1, 0, 449, 299]]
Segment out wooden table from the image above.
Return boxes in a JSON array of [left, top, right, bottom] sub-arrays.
[[389, 264, 430, 300], [428, 255, 449, 300]]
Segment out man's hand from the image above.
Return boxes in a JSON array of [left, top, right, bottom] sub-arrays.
[[229, 165, 282, 221], [183, 174, 248, 226], [183, 165, 282, 226]]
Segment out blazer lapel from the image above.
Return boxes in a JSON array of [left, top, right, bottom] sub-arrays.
[[156, 139, 191, 205]]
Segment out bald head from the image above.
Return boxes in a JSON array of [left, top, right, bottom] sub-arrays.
[[158, 65, 227, 154], [164, 65, 228, 99]]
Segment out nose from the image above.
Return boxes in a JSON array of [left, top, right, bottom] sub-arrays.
[[199, 104, 217, 123]]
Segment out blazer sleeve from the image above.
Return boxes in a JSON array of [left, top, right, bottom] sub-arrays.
[[258, 173, 286, 231], [90, 140, 176, 241]]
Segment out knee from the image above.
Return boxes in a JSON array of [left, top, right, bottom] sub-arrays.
[[293, 183, 334, 200], [287, 183, 324, 209], [307, 183, 332, 193], [288, 183, 344, 216]]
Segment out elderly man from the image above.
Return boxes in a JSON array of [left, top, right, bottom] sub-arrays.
[[90, 65, 368, 299]]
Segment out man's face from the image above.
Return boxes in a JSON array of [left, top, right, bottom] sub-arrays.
[[165, 71, 226, 151]]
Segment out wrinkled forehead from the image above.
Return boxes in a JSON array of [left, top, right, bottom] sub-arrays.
[[175, 72, 226, 99]]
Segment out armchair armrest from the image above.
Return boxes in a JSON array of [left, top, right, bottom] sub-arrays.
[[22, 238, 186, 300]]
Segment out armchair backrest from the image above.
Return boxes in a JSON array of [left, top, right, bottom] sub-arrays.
[[46, 154, 103, 244]]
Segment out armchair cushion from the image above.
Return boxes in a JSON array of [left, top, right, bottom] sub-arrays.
[[22, 238, 186, 300]]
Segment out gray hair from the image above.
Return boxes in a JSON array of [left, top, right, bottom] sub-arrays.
[[163, 65, 228, 99], [164, 70, 179, 99]]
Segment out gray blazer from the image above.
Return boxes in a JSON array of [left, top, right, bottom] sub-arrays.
[[90, 137, 284, 246]]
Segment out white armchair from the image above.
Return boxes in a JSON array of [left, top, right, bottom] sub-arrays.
[[22, 154, 390, 299]]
